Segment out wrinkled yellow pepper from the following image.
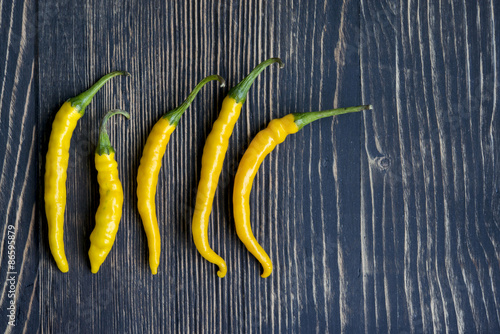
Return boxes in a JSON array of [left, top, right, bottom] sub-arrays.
[[192, 58, 284, 277], [233, 114, 298, 277], [44, 71, 129, 272], [137, 75, 225, 274], [233, 105, 372, 277], [89, 110, 129, 273]]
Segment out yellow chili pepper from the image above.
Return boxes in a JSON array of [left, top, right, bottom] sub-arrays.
[[44, 71, 129, 272], [192, 58, 283, 277], [137, 75, 225, 274], [89, 110, 130, 273], [233, 105, 373, 277]]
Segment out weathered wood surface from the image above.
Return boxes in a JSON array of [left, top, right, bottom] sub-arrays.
[[0, 0, 39, 333], [1, 0, 499, 333]]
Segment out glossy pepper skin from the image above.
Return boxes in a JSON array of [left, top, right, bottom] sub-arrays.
[[44, 71, 129, 272], [137, 75, 225, 275], [233, 105, 373, 277], [192, 58, 283, 277], [89, 110, 130, 273]]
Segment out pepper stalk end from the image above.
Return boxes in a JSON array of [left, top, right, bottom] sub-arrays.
[[96, 109, 130, 156], [227, 57, 284, 104], [163, 74, 225, 126], [69, 71, 130, 115], [293, 104, 372, 130]]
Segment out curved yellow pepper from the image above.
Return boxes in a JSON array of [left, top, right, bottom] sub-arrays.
[[44, 71, 129, 272], [192, 58, 283, 277], [137, 118, 175, 274], [192, 97, 242, 277], [89, 110, 129, 273], [233, 105, 373, 277], [44, 103, 81, 272], [137, 75, 225, 274], [233, 115, 298, 278]]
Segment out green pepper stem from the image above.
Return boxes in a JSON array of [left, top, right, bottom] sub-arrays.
[[292, 105, 373, 130], [163, 75, 225, 126], [96, 110, 130, 155], [227, 58, 284, 104], [69, 71, 130, 114]]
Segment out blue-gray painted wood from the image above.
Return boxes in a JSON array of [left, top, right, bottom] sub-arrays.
[[1, 0, 499, 333]]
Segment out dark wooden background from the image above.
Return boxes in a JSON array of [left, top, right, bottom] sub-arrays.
[[1, 0, 499, 333]]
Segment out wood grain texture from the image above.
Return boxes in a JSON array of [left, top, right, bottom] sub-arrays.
[[0, 0, 498, 333], [0, 0, 39, 333], [360, 0, 500, 332]]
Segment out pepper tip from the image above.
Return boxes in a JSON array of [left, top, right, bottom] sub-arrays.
[[56, 261, 69, 273], [216, 262, 227, 278], [261, 265, 272, 278], [216, 75, 226, 88]]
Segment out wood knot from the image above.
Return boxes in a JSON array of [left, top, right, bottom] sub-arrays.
[[376, 157, 391, 170]]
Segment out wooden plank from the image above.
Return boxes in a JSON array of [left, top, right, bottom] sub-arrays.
[[36, 0, 362, 333], [360, 0, 500, 332], [0, 0, 498, 332], [0, 0, 39, 333]]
